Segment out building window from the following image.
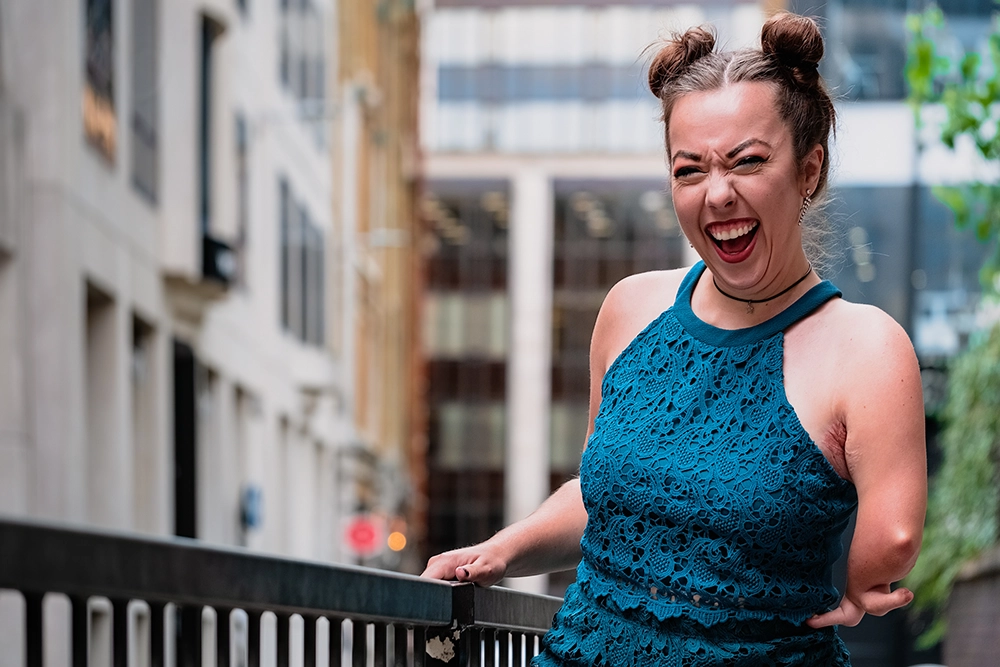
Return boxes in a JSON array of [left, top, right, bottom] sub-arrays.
[[280, 178, 325, 346], [131, 0, 158, 201], [84, 0, 116, 163], [280, 179, 292, 330], [423, 182, 510, 559], [550, 181, 686, 483], [234, 113, 249, 288], [303, 214, 325, 346], [278, 0, 325, 114], [200, 16, 224, 233]]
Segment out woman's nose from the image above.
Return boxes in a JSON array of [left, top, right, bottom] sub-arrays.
[[705, 172, 736, 208]]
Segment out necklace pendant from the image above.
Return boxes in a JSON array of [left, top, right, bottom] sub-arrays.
[[745, 301, 754, 314]]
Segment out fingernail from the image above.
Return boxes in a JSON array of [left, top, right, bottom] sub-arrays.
[[460, 567, 470, 578]]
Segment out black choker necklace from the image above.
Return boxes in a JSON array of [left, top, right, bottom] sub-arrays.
[[713, 264, 813, 314]]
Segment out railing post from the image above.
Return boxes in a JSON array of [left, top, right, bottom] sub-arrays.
[[24, 592, 43, 667], [413, 626, 426, 667], [482, 629, 495, 667], [303, 614, 317, 667], [497, 630, 509, 667], [392, 624, 408, 667], [178, 605, 203, 667], [216, 607, 231, 667], [247, 610, 262, 667], [276, 612, 291, 667], [150, 603, 165, 667], [112, 598, 128, 667], [374, 622, 388, 667], [329, 617, 343, 667], [352, 620, 367, 667], [70, 595, 88, 667]]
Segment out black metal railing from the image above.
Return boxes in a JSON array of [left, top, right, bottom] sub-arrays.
[[0, 518, 563, 667]]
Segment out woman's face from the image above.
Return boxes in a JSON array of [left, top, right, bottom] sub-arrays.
[[668, 81, 822, 292]]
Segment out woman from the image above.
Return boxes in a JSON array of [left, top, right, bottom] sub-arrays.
[[422, 12, 926, 666]]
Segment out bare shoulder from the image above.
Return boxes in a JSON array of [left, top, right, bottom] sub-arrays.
[[592, 267, 690, 374], [815, 299, 922, 408], [821, 299, 916, 365]]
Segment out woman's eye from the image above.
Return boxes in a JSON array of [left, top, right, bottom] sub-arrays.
[[735, 156, 766, 169], [673, 166, 700, 179]]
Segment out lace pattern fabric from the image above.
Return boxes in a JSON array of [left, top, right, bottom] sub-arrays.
[[533, 263, 857, 666]]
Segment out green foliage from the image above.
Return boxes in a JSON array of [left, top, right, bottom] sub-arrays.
[[905, 5, 1000, 292], [903, 5, 1000, 647], [905, 325, 1000, 647]]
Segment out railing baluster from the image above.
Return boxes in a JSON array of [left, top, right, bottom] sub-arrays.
[[178, 605, 203, 667], [329, 617, 343, 667], [247, 611, 262, 667], [482, 629, 495, 667], [25, 592, 43, 667], [352, 621, 367, 667], [514, 633, 525, 667], [217, 607, 232, 667], [412, 626, 426, 667], [113, 598, 129, 667], [392, 625, 407, 667], [71, 595, 88, 667], [303, 614, 317, 667], [458, 628, 477, 667], [150, 603, 165, 667], [374, 622, 387, 667], [276, 613, 291, 667], [497, 631, 509, 667]]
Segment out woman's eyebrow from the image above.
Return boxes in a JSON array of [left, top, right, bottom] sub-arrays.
[[727, 139, 772, 158], [671, 139, 772, 164], [671, 149, 701, 162]]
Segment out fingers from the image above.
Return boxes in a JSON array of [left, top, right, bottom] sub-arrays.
[[454, 560, 505, 587], [858, 586, 913, 617], [806, 597, 864, 629], [806, 587, 915, 629], [420, 550, 507, 587]]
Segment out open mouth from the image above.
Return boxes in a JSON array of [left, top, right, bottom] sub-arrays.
[[709, 221, 759, 256]]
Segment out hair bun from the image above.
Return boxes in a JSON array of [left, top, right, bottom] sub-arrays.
[[760, 12, 823, 80], [647, 26, 716, 98]]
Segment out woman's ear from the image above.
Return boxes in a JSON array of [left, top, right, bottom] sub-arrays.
[[800, 143, 823, 195]]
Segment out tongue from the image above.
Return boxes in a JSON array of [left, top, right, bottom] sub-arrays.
[[719, 233, 753, 255]]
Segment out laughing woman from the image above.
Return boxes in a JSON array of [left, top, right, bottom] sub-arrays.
[[422, 12, 927, 666]]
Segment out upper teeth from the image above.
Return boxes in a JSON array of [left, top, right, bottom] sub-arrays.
[[710, 222, 757, 241]]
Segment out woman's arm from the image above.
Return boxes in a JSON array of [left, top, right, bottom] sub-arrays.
[[807, 308, 927, 628], [420, 478, 588, 586]]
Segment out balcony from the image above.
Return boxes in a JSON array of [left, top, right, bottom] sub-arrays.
[[0, 518, 561, 666]]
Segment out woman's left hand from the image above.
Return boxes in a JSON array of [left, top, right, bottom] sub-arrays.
[[805, 584, 914, 628]]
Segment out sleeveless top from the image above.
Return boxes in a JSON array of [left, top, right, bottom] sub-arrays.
[[533, 263, 858, 667]]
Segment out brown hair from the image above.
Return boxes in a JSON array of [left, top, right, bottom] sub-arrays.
[[647, 12, 835, 198]]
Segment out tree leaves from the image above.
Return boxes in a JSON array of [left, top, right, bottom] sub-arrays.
[[903, 5, 1000, 647]]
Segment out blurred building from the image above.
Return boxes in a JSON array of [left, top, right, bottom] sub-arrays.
[[0, 0, 422, 613], [0, 0, 424, 660], [335, 0, 424, 572], [419, 0, 992, 664]]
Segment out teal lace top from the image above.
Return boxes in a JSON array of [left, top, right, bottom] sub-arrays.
[[534, 263, 858, 667]]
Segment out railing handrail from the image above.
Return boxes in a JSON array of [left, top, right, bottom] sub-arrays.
[[0, 516, 562, 633]]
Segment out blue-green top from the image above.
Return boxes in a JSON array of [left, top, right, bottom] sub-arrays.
[[535, 262, 858, 666]]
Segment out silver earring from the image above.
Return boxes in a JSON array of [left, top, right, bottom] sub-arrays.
[[799, 192, 812, 226]]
